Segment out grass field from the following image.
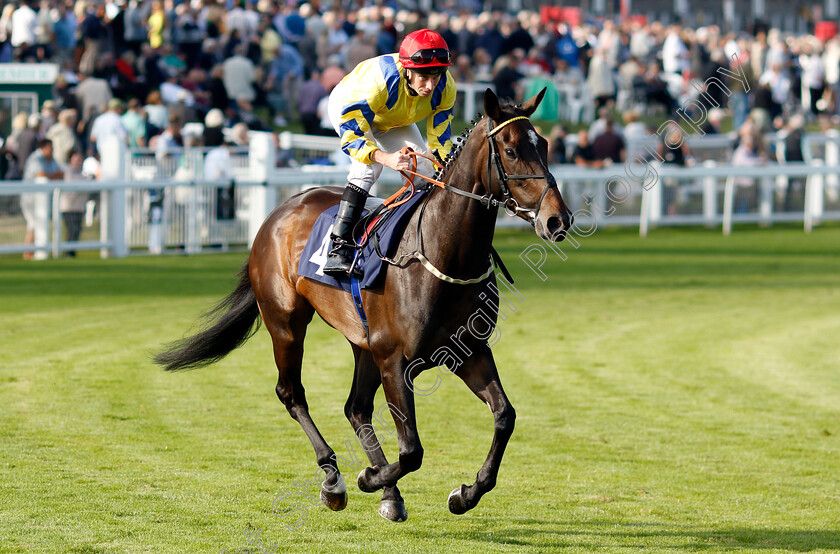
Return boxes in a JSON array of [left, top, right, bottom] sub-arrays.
[[1, 224, 839, 553]]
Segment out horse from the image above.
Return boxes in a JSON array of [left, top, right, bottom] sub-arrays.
[[155, 88, 573, 522]]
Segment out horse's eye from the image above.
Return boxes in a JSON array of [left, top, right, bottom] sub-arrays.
[[504, 148, 516, 159]]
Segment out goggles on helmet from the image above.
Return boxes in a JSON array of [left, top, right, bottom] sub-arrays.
[[400, 48, 451, 66]]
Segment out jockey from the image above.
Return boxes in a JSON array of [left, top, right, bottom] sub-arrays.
[[323, 28, 455, 277]]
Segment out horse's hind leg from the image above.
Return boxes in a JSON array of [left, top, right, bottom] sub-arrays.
[[345, 346, 407, 522], [262, 296, 347, 511]]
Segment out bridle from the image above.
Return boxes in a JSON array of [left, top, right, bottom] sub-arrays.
[[432, 115, 557, 224], [484, 115, 557, 223]]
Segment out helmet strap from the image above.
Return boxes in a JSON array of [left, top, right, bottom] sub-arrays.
[[404, 69, 419, 96]]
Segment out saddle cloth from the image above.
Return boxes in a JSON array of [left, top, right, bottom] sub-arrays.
[[297, 189, 428, 292]]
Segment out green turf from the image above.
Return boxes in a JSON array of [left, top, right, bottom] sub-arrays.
[[1, 224, 839, 553]]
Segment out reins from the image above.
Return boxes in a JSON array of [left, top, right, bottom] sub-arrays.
[[381, 148, 446, 209]]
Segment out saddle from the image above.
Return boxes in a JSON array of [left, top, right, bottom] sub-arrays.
[[297, 187, 429, 293]]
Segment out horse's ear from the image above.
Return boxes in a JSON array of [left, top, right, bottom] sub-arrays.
[[519, 87, 546, 117], [484, 88, 500, 121]]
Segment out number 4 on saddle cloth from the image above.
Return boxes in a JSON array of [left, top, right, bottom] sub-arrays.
[[298, 188, 430, 330]]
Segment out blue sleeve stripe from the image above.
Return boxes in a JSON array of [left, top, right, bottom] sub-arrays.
[[433, 108, 452, 128], [341, 100, 375, 125], [439, 124, 451, 145], [339, 119, 364, 138], [431, 73, 448, 110], [342, 138, 368, 155], [379, 56, 401, 110]]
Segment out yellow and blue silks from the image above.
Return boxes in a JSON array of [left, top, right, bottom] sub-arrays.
[[332, 53, 456, 164]]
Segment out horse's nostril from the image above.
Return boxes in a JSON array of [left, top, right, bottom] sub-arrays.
[[545, 216, 566, 241]]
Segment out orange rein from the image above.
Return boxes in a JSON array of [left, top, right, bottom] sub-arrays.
[[382, 147, 448, 209]]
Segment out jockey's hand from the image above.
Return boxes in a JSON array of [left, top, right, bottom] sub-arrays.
[[373, 150, 412, 172]]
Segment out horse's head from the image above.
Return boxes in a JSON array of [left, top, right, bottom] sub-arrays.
[[479, 88, 573, 242]]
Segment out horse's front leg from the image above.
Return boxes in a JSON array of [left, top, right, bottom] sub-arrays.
[[356, 354, 423, 493], [448, 344, 516, 514]]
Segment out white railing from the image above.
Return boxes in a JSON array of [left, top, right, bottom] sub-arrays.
[[551, 160, 840, 236], [3, 161, 838, 259], [3, 131, 840, 259], [563, 131, 840, 166], [124, 146, 255, 252], [0, 179, 109, 259]]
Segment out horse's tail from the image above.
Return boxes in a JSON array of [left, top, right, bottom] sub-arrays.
[[154, 261, 260, 372]]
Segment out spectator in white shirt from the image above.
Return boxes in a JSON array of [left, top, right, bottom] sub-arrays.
[[144, 90, 169, 134], [759, 63, 791, 114], [586, 47, 616, 111], [662, 26, 689, 75], [824, 37, 840, 101], [800, 45, 825, 115], [204, 139, 234, 182], [622, 110, 649, 142], [160, 75, 195, 107], [10, 0, 38, 49], [0, 5, 15, 48], [764, 32, 789, 73], [222, 44, 256, 104], [204, 137, 238, 226], [74, 74, 113, 123], [89, 98, 128, 154], [225, 0, 258, 43]]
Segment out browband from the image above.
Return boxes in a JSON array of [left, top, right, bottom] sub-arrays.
[[486, 116, 530, 137]]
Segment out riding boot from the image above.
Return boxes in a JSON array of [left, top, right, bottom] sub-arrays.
[[323, 184, 368, 277]]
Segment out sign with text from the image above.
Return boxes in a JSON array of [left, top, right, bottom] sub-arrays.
[[0, 64, 59, 84]]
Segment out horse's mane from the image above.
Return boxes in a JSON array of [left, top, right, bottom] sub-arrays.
[[433, 101, 522, 182], [434, 113, 480, 181]]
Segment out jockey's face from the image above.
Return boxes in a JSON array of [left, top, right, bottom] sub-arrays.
[[405, 70, 442, 97]]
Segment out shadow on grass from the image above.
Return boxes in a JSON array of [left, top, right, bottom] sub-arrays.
[[6, 257, 840, 298], [0, 258, 244, 298], [4, 227, 840, 298], [463, 519, 840, 551]]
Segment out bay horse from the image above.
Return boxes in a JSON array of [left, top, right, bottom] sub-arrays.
[[155, 88, 573, 522]]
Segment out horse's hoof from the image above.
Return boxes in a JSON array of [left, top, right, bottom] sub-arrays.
[[320, 474, 347, 511], [357, 466, 379, 493], [320, 488, 348, 511], [378, 499, 408, 522], [448, 485, 468, 515]]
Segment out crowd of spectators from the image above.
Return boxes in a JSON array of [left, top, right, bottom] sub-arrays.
[[2, 1, 839, 230], [0, 2, 839, 158]]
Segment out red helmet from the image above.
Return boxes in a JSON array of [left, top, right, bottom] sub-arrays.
[[399, 29, 452, 74]]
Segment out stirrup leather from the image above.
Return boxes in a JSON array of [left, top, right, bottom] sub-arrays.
[[323, 184, 368, 277]]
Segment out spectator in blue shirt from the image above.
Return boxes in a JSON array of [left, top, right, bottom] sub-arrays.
[[555, 26, 580, 69], [296, 70, 328, 135], [265, 41, 304, 127], [475, 20, 504, 61], [52, 2, 77, 66]]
